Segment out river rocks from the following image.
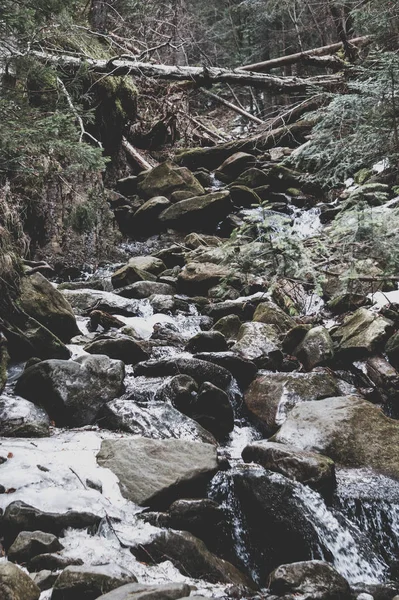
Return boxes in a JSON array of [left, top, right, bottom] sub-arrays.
[[229, 185, 262, 208], [273, 395, 399, 479], [100, 400, 217, 445], [95, 582, 191, 600], [294, 326, 334, 370], [116, 281, 175, 299], [184, 233, 222, 249], [242, 441, 335, 498], [155, 374, 198, 406], [61, 289, 143, 317], [231, 322, 283, 369], [269, 560, 351, 600], [83, 334, 149, 364], [215, 153, 257, 183], [15, 354, 125, 427], [177, 382, 234, 440], [96, 437, 218, 508], [8, 530, 63, 563], [2, 501, 101, 545], [327, 293, 372, 314], [235, 167, 270, 188], [51, 565, 137, 600], [0, 395, 50, 437], [0, 562, 40, 600], [19, 273, 80, 343], [159, 191, 233, 232], [212, 314, 242, 341], [178, 262, 232, 296], [27, 553, 83, 572], [3, 313, 71, 361], [244, 371, 341, 433], [111, 263, 157, 289], [131, 530, 253, 586], [131, 196, 171, 233], [185, 331, 228, 353], [166, 498, 224, 545], [332, 308, 393, 359], [252, 301, 296, 333], [137, 161, 205, 199], [193, 352, 257, 389], [135, 357, 232, 390], [203, 293, 264, 321]]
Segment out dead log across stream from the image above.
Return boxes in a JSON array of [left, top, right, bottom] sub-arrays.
[[30, 50, 344, 93]]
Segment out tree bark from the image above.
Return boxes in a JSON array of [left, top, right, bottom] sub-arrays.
[[29, 50, 345, 93]]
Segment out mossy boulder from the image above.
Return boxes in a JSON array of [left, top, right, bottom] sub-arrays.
[[229, 185, 262, 208], [51, 565, 137, 600], [269, 561, 351, 600], [138, 160, 205, 200], [178, 262, 232, 296], [332, 308, 393, 359], [111, 264, 157, 289], [253, 301, 296, 333], [273, 395, 399, 479], [19, 272, 80, 343], [215, 152, 257, 183], [158, 190, 233, 232], [131, 196, 171, 234], [294, 326, 334, 371], [234, 168, 270, 188], [231, 322, 282, 369], [0, 562, 40, 600]]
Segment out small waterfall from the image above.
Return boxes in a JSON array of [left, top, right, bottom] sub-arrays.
[[209, 468, 388, 586]]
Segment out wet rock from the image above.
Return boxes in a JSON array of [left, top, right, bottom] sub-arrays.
[[128, 256, 166, 275], [193, 352, 257, 389], [273, 395, 399, 479], [269, 560, 351, 600], [32, 570, 58, 591], [180, 382, 234, 440], [221, 466, 328, 584], [150, 322, 184, 347], [111, 264, 157, 289], [155, 374, 198, 406], [96, 437, 218, 508], [203, 294, 264, 321], [83, 334, 149, 365], [99, 400, 216, 445], [215, 152, 257, 183], [116, 175, 138, 196], [0, 395, 50, 437], [51, 565, 137, 600], [185, 331, 228, 353], [116, 281, 175, 299], [294, 327, 334, 371], [252, 301, 296, 334], [234, 167, 270, 188], [212, 314, 242, 341], [385, 331, 399, 369], [2, 313, 70, 361], [27, 553, 83, 572], [327, 293, 372, 314], [159, 191, 233, 232], [19, 273, 80, 343], [2, 501, 101, 545], [0, 561, 40, 600], [231, 322, 283, 369], [137, 160, 205, 200], [94, 582, 191, 600], [282, 324, 312, 354], [131, 196, 171, 233], [89, 310, 125, 331], [366, 356, 399, 410], [242, 441, 335, 498], [229, 185, 262, 208], [15, 354, 125, 427], [178, 262, 232, 296], [61, 289, 143, 317], [166, 498, 224, 546], [135, 357, 232, 390], [154, 246, 186, 269], [332, 308, 393, 359], [130, 529, 253, 586], [8, 530, 62, 563], [244, 371, 341, 433]]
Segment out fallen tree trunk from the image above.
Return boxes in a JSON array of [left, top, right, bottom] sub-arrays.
[[264, 94, 327, 130], [175, 119, 315, 170], [29, 50, 344, 93], [239, 36, 370, 72], [202, 89, 266, 125]]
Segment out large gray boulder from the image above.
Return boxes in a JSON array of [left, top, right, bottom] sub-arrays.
[[137, 160, 205, 199], [61, 289, 143, 317], [134, 357, 232, 390], [96, 437, 218, 508], [244, 371, 341, 433], [159, 191, 233, 232], [15, 354, 125, 427], [100, 399, 216, 445], [131, 529, 253, 586], [0, 562, 40, 600], [19, 272, 80, 343], [8, 530, 63, 563], [0, 395, 50, 437], [332, 308, 393, 359], [273, 395, 399, 479], [83, 334, 149, 365], [252, 301, 296, 333], [95, 582, 190, 600], [294, 326, 334, 371], [231, 322, 282, 369], [51, 565, 137, 600], [178, 262, 232, 296], [242, 441, 335, 498], [269, 560, 351, 600]]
